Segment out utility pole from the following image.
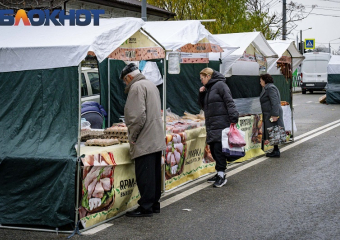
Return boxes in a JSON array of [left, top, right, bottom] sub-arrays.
[[300, 30, 303, 54], [282, 0, 286, 40], [142, 0, 147, 21]]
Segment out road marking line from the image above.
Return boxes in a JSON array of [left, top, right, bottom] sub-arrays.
[[161, 122, 340, 209], [82, 223, 113, 235], [294, 119, 340, 141], [162, 162, 240, 195]]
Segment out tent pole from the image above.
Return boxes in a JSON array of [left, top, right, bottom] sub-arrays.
[[219, 52, 222, 73], [108, 59, 111, 126], [162, 54, 167, 193], [75, 63, 82, 225], [288, 52, 294, 142], [140, 28, 166, 50]]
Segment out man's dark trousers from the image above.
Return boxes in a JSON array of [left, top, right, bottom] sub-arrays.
[[134, 151, 162, 213]]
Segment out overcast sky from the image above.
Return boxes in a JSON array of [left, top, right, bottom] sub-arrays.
[[270, 0, 340, 52]]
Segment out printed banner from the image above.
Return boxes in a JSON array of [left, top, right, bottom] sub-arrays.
[[165, 127, 215, 190], [233, 114, 264, 162], [239, 51, 256, 62], [180, 53, 209, 64], [79, 145, 139, 229], [107, 30, 165, 61]]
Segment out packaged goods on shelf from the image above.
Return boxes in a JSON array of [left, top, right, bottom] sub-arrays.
[[85, 138, 120, 147], [81, 129, 105, 142], [104, 125, 128, 143]]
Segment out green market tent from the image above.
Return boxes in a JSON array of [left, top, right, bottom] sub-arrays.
[[327, 55, 340, 104], [0, 18, 146, 229]]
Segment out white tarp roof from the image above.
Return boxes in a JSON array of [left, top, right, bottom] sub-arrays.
[[209, 32, 278, 76], [267, 40, 304, 75], [142, 20, 238, 54], [328, 55, 340, 74], [0, 18, 145, 72]]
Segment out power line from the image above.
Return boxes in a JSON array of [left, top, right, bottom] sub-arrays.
[[302, 11, 340, 17], [319, 0, 340, 3], [303, 5, 340, 11]]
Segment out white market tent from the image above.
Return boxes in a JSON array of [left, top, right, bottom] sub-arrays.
[[142, 20, 238, 53], [327, 55, 340, 104], [0, 18, 146, 72], [267, 40, 304, 75], [328, 55, 340, 74], [209, 32, 278, 76]]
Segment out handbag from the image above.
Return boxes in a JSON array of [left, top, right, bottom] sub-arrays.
[[267, 125, 286, 145]]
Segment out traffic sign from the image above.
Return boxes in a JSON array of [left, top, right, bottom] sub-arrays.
[[305, 39, 315, 49]]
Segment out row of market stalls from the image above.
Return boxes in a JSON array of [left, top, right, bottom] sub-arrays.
[[0, 18, 304, 232]]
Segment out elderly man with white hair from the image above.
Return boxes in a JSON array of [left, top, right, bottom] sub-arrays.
[[120, 63, 166, 217]]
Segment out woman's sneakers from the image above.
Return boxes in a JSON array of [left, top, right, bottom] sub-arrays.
[[213, 174, 227, 188], [207, 172, 227, 187], [207, 174, 219, 183]]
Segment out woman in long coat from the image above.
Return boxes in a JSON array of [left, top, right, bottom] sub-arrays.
[[199, 68, 239, 187], [259, 73, 284, 158]]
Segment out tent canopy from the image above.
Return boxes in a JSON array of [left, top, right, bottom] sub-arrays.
[[142, 20, 238, 54], [209, 32, 278, 76], [0, 18, 146, 72], [267, 40, 304, 75], [328, 55, 340, 74]]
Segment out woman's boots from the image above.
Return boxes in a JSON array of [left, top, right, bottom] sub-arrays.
[[266, 145, 280, 158], [266, 150, 280, 158]]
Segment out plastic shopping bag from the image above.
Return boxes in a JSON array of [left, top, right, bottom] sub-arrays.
[[228, 124, 246, 147], [222, 128, 245, 159]]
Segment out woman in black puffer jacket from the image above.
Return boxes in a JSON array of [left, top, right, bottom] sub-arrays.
[[198, 68, 239, 188]]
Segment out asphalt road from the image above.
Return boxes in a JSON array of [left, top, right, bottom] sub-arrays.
[[1, 91, 340, 240]]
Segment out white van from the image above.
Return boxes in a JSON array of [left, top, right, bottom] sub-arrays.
[[81, 67, 100, 103], [300, 52, 331, 94]]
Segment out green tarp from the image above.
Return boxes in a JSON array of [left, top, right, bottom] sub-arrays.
[[99, 60, 219, 125], [0, 67, 78, 227], [272, 75, 292, 106], [225, 76, 262, 99], [326, 74, 340, 104]]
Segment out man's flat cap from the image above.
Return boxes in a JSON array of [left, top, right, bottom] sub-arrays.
[[120, 63, 139, 80]]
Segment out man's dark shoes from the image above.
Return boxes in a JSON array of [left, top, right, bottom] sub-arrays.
[[126, 207, 153, 217], [266, 150, 280, 158], [207, 173, 219, 183], [213, 175, 227, 188]]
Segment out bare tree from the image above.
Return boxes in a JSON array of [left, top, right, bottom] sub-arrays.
[[247, 0, 316, 39], [0, 0, 65, 10]]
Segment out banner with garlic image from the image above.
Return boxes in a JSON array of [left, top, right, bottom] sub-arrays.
[[165, 127, 215, 190]]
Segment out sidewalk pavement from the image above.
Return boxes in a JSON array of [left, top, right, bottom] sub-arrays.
[[292, 86, 301, 93]]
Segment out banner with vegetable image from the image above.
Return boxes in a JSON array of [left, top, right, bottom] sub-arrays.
[[232, 114, 265, 163], [165, 127, 215, 190], [79, 149, 139, 229]]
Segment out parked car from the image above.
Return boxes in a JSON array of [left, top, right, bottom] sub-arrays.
[[300, 52, 331, 94], [81, 67, 100, 103]]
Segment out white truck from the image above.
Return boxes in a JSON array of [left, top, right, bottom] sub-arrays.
[[300, 52, 331, 94]]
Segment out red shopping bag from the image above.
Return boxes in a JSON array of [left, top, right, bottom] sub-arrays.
[[228, 124, 246, 148]]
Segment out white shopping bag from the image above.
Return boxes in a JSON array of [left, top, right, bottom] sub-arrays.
[[221, 128, 245, 157]]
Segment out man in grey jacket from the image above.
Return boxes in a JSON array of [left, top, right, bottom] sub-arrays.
[[120, 63, 166, 217]]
